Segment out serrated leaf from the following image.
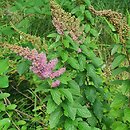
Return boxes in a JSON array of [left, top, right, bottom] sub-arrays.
[[63, 39, 70, 48], [67, 57, 79, 70], [6, 104, 17, 110], [60, 51, 68, 62], [68, 80, 81, 96], [111, 94, 126, 109], [60, 88, 73, 103], [51, 89, 62, 105], [64, 119, 76, 130], [47, 98, 57, 114], [90, 29, 98, 37], [0, 93, 10, 100], [77, 106, 91, 118], [0, 59, 9, 74], [93, 99, 103, 121], [78, 121, 91, 130], [121, 80, 130, 94], [17, 61, 29, 75], [111, 121, 128, 130], [123, 108, 130, 122], [78, 54, 86, 71], [63, 103, 76, 120], [0, 76, 9, 88], [85, 85, 97, 104], [86, 64, 102, 87], [58, 73, 72, 84], [111, 55, 126, 69], [49, 107, 63, 129], [80, 45, 103, 67], [112, 67, 127, 76]]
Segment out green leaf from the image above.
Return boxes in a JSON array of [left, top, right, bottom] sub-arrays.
[[111, 121, 128, 130], [67, 57, 79, 70], [83, 0, 91, 7], [78, 121, 91, 130], [60, 88, 73, 103], [1, 26, 14, 35], [93, 99, 103, 121], [75, 73, 86, 86], [6, 104, 17, 110], [87, 115, 98, 127], [111, 55, 126, 69], [0, 118, 10, 128], [80, 5, 85, 13], [105, 18, 116, 32], [0, 101, 6, 111], [0, 59, 9, 74], [85, 85, 97, 104], [90, 29, 98, 37], [64, 119, 76, 130], [77, 106, 91, 118], [111, 44, 121, 55], [63, 103, 77, 120], [85, 24, 91, 33], [0, 93, 10, 100], [68, 80, 81, 96], [111, 94, 126, 109], [121, 80, 130, 94], [78, 54, 86, 71], [86, 64, 102, 87], [58, 72, 72, 84], [17, 120, 26, 125], [123, 108, 130, 122], [51, 89, 62, 105], [85, 10, 92, 20], [47, 33, 57, 38], [17, 61, 29, 75], [80, 45, 103, 67], [60, 51, 68, 62], [0, 76, 9, 88], [112, 67, 127, 76], [62, 39, 70, 48], [49, 107, 63, 129], [47, 98, 57, 114]]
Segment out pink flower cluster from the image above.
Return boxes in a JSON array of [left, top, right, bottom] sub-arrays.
[[7, 44, 66, 87]]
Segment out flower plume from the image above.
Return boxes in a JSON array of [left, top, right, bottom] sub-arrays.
[[89, 6, 130, 43], [50, 0, 85, 43], [4, 43, 66, 87]]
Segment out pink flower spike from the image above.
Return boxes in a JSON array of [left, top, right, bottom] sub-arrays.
[[50, 67, 66, 79], [47, 58, 58, 70], [52, 80, 60, 87]]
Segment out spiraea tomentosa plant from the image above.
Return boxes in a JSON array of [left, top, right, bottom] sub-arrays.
[[3, 43, 66, 87], [50, 0, 85, 43], [89, 6, 130, 43]]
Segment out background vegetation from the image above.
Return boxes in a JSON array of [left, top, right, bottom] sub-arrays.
[[0, 0, 130, 130]]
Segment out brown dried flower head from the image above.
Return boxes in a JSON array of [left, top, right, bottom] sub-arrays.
[[10, 22, 41, 50], [89, 6, 130, 43], [50, 0, 85, 44]]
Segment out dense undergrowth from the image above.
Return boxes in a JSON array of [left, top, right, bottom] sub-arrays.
[[0, 0, 130, 130]]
